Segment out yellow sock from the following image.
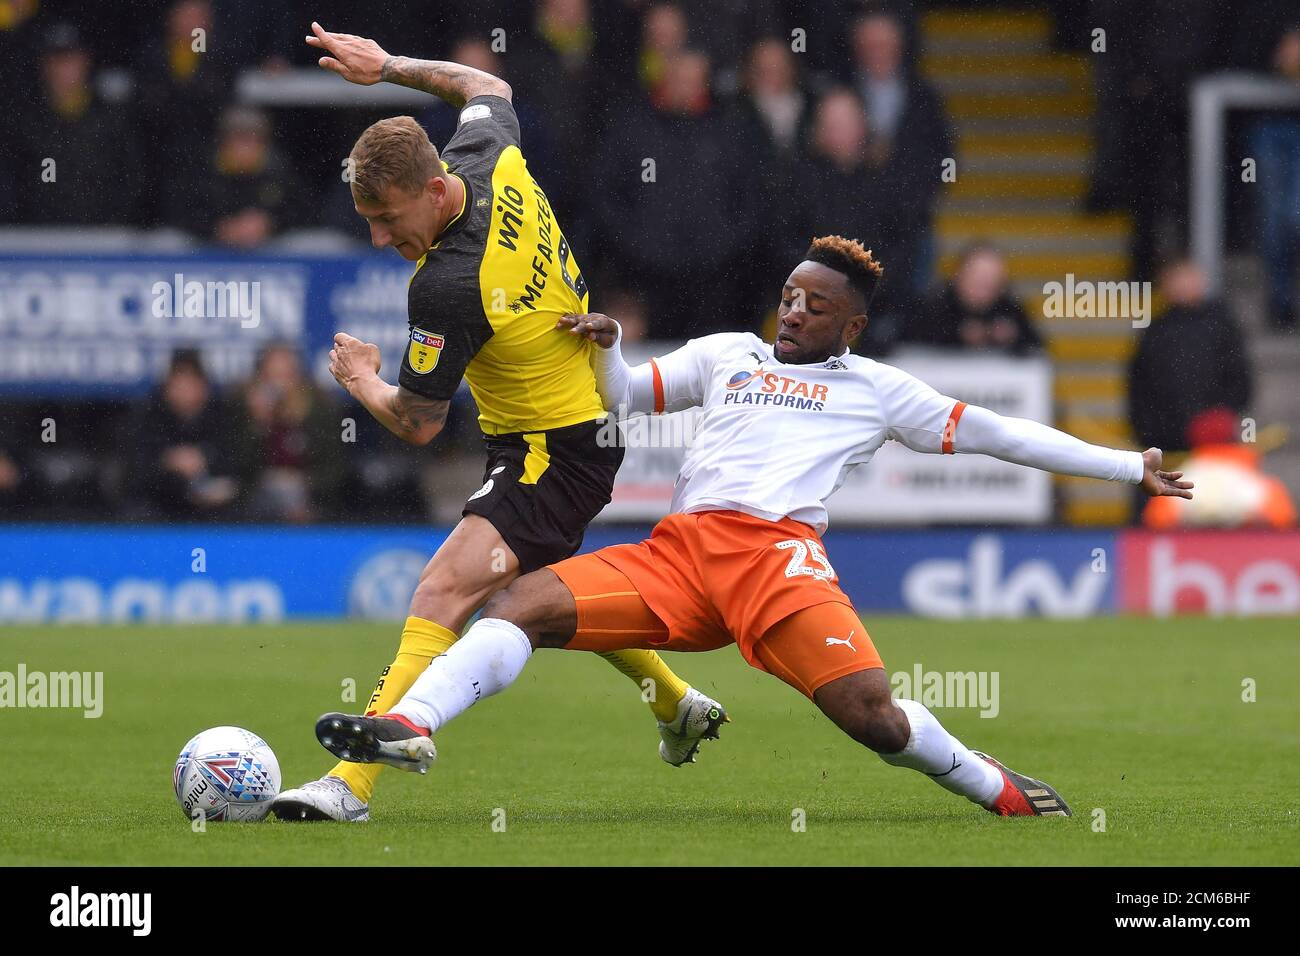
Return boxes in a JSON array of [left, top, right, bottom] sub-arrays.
[[331, 616, 457, 802], [597, 649, 689, 722]]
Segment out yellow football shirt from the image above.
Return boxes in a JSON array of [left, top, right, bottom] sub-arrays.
[[398, 95, 604, 436]]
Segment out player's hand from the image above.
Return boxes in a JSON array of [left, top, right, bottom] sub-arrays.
[[306, 21, 388, 85], [329, 332, 382, 392], [558, 313, 619, 349], [1139, 447, 1194, 499]]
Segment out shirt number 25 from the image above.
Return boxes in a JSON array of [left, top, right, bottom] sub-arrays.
[[775, 538, 836, 581]]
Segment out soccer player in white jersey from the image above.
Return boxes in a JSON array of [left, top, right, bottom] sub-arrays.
[[314, 236, 1193, 817]]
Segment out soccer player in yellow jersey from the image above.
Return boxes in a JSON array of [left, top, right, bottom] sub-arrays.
[[271, 23, 727, 822]]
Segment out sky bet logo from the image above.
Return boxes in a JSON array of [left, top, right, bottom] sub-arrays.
[[723, 369, 828, 411]]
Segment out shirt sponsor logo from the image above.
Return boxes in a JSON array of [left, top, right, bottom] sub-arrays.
[[722, 370, 829, 410], [725, 369, 762, 389], [459, 103, 491, 123], [407, 328, 445, 374]]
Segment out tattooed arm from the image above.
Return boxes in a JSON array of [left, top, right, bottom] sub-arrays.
[[329, 333, 448, 446], [306, 21, 512, 106], [381, 56, 512, 106]]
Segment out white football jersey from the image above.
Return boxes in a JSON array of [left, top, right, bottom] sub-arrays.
[[647, 332, 965, 534]]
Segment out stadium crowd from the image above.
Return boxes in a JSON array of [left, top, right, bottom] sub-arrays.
[[0, 0, 1296, 524]]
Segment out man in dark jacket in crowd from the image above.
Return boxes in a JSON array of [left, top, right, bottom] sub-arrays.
[[13, 21, 141, 225], [784, 86, 926, 350], [129, 350, 238, 519], [908, 242, 1043, 355], [593, 48, 762, 338], [1128, 259, 1254, 451], [199, 105, 301, 247]]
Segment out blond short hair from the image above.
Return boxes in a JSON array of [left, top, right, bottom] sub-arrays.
[[348, 116, 441, 201]]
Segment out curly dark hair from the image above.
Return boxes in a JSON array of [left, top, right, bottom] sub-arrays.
[[804, 235, 884, 307]]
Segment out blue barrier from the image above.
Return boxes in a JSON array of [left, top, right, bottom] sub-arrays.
[[0, 252, 411, 397], [0, 525, 1117, 623]]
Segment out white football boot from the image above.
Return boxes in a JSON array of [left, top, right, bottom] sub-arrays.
[[270, 775, 370, 822], [658, 687, 729, 766]]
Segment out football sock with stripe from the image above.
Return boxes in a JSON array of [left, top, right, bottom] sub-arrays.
[[390, 617, 532, 734], [330, 616, 457, 802], [879, 698, 1004, 806], [597, 650, 690, 723]]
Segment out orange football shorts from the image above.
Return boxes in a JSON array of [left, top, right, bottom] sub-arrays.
[[548, 510, 883, 697]]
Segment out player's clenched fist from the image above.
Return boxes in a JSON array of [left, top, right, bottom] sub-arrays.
[[558, 313, 619, 349], [329, 332, 382, 392], [306, 21, 388, 85]]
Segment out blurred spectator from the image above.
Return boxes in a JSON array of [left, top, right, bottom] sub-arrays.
[[0, 0, 40, 123], [785, 87, 922, 350], [1246, 23, 1300, 332], [137, 0, 231, 227], [0, 412, 30, 517], [1085, 0, 1229, 281], [848, 8, 952, 295], [1143, 407, 1296, 529], [202, 106, 300, 248], [808, 0, 921, 82], [229, 345, 344, 523], [740, 37, 810, 161], [12, 21, 141, 224], [431, 37, 558, 202], [908, 242, 1043, 355], [732, 37, 812, 325], [1127, 259, 1254, 452], [127, 350, 238, 519], [638, 2, 689, 97], [594, 49, 762, 338], [509, 0, 597, 222]]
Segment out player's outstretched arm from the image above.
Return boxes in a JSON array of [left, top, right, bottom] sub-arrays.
[[306, 22, 512, 105], [328, 332, 447, 445], [949, 404, 1193, 499]]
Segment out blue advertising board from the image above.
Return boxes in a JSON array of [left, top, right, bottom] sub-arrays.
[[0, 252, 414, 396], [0, 525, 1118, 623]]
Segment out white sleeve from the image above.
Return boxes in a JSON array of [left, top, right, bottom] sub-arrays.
[[590, 322, 653, 414], [877, 363, 1144, 483], [951, 404, 1145, 483], [877, 364, 965, 453], [591, 326, 718, 416]]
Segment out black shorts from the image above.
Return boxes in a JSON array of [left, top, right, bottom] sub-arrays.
[[462, 418, 625, 573]]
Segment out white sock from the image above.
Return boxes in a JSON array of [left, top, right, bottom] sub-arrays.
[[389, 618, 532, 734], [878, 698, 1004, 806]]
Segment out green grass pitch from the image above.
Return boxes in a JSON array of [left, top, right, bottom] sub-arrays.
[[2, 617, 1296, 866]]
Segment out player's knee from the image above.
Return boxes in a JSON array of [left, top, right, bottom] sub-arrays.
[[480, 572, 574, 647], [410, 570, 470, 616], [480, 585, 531, 629]]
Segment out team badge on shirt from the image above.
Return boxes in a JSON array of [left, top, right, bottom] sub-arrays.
[[407, 328, 445, 374]]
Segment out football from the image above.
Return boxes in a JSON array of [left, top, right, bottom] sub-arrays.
[[172, 726, 281, 823]]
